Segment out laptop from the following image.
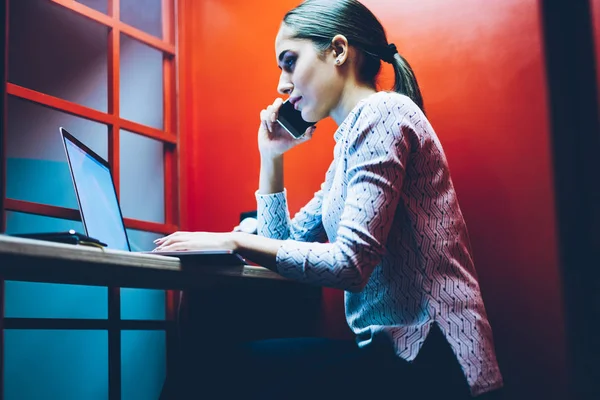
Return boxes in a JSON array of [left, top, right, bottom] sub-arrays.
[[59, 127, 246, 266]]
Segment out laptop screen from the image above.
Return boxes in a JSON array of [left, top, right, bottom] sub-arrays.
[[61, 129, 131, 251]]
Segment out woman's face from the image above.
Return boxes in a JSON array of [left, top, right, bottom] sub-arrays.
[[275, 24, 344, 123]]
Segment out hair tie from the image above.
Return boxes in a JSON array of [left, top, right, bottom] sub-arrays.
[[381, 43, 398, 64]]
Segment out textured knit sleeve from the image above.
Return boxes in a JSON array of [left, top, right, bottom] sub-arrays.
[[256, 186, 328, 243], [274, 96, 415, 291]]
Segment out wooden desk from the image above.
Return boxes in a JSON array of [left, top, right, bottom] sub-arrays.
[[0, 235, 323, 399], [0, 231, 322, 341], [0, 233, 322, 336], [0, 234, 293, 289]]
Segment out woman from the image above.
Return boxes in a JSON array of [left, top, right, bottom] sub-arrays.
[[155, 0, 504, 398]]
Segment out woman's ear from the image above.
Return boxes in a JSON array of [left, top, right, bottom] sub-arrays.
[[330, 34, 349, 66]]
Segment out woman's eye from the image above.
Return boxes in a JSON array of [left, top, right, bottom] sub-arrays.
[[283, 56, 296, 72]]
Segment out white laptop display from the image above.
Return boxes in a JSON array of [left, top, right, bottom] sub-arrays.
[[59, 127, 245, 265]]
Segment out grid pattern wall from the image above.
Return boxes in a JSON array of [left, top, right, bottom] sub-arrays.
[[1, 0, 179, 398]]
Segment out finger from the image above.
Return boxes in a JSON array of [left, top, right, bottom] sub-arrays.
[[154, 237, 178, 251], [260, 109, 268, 123], [270, 98, 284, 125], [154, 235, 170, 245], [301, 125, 317, 141], [154, 230, 183, 244], [266, 105, 276, 131], [263, 118, 271, 133], [154, 237, 171, 246], [273, 97, 284, 109], [260, 109, 272, 133], [158, 242, 189, 252], [269, 101, 283, 121]]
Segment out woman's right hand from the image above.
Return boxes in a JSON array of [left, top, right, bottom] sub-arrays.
[[258, 98, 316, 159]]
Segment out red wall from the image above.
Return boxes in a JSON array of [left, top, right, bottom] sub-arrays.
[[179, 1, 568, 398], [177, 0, 337, 233]]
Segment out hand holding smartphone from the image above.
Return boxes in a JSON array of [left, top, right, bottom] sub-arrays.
[[276, 99, 316, 139]]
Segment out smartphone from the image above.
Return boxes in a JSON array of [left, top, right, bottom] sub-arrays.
[[276, 99, 316, 139], [12, 229, 107, 247]]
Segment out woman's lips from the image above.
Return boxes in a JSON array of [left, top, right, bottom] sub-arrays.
[[290, 96, 302, 110]]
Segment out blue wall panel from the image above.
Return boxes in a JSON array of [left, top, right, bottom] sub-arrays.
[[121, 330, 166, 400], [4, 281, 108, 319], [6, 158, 78, 209], [4, 330, 108, 400], [5, 210, 84, 235], [120, 288, 165, 320]]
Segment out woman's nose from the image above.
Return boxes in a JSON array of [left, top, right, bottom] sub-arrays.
[[277, 76, 293, 95]]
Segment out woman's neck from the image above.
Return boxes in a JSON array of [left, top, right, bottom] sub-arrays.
[[330, 84, 377, 125]]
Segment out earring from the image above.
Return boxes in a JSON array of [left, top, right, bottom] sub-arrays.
[[335, 59, 341, 65]]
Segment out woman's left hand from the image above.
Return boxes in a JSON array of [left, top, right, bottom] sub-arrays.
[[152, 231, 235, 252]]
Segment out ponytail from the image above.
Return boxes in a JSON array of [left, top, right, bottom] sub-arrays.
[[392, 53, 424, 113], [377, 43, 425, 113]]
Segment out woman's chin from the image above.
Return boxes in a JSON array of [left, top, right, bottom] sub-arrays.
[[301, 108, 319, 123]]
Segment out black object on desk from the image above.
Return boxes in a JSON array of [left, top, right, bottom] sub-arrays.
[[11, 229, 108, 248]]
